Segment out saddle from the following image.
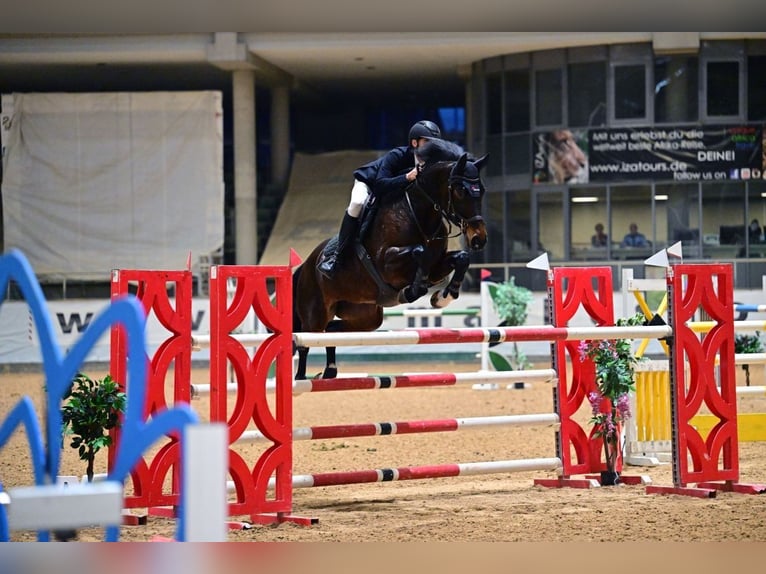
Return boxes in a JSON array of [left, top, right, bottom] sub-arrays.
[[318, 192, 405, 306]]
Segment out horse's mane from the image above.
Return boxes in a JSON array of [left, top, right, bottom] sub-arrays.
[[417, 138, 469, 165]]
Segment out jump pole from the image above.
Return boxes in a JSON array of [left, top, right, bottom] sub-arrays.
[[235, 413, 560, 444], [190, 369, 557, 398], [241, 458, 565, 493], [292, 324, 673, 347]]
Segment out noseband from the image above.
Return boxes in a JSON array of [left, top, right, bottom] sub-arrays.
[[405, 161, 485, 242], [447, 171, 485, 231]]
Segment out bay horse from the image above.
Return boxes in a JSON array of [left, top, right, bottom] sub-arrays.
[[292, 139, 488, 379]]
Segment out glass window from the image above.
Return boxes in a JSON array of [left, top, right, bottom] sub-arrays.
[[486, 74, 502, 135], [485, 191, 506, 263], [505, 134, 530, 175], [570, 187, 609, 260], [701, 182, 746, 257], [706, 61, 740, 116], [535, 68, 562, 126], [654, 56, 699, 123], [499, 189, 532, 263], [747, 55, 766, 121], [568, 62, 606, 127], [486, 134, 502, 177], [535, 189, 564, 260], [747, 181, 766, 257], [611, 186, 654, 258], [614, 64, 647, 120], [659, 183, 700, 257], [505, 69, 530, 132]]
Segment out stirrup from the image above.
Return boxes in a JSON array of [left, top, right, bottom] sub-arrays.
[[317, 256, 337, 279]]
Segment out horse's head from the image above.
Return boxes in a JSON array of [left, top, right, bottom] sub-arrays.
[[448, 153, 488, 251]]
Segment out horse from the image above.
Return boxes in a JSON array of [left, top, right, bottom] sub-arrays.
[[292, 138, 488, 380]]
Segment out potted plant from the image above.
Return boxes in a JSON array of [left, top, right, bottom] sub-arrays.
[[734, 332, 763, 387], [577, 313, 644, 485], [487, 277, 534, 371], [61, 373, 127, 483]]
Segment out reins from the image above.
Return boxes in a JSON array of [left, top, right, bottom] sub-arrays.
[[404, 168, 468, 243]]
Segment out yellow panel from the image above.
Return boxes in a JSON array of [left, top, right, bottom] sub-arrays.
[[690, 413, 766, 442], [635, 370, 672, 442]]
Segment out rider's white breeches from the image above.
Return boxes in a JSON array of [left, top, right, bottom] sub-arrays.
[[346, 179, 371, 218]]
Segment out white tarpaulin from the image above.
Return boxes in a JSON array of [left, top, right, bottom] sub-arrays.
[[1, 91, 223, 280]]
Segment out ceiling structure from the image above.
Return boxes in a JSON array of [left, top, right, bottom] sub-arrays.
[[0, 32, 661, 102]]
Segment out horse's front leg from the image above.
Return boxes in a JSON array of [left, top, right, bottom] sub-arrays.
[[391, 245, 430, 304], [429, 249, 470, 308]]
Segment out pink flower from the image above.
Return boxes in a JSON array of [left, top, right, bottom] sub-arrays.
[[577, 340, 589, 361], [615, 393, 631, 420], [587, 391, 602, 417]]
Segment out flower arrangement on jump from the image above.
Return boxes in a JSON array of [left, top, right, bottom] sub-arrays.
[[577, 313, 645, 484]]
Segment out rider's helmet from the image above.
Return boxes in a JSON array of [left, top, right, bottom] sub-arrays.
[[408, 120, 442, 142]]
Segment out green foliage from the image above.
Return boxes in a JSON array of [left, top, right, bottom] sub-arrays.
[[578, 312, 645, 475], [487, 278, 534, 371], [734, 332, 763, 387], [488, 277, 533, 326], [735, 332, 764, 354], [61, 373, 126, 482]]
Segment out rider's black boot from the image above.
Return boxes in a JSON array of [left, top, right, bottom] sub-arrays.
[[317, 212, 359, 279]]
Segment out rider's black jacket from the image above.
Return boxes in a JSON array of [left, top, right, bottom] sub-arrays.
[[353, 146, 415, 199]]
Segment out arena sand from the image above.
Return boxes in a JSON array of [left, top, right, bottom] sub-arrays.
[[2, 361, 766, 542]]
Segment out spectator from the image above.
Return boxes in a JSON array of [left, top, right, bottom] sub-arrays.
[[591, 223, 608, 247], [621, 223, 650, 248]]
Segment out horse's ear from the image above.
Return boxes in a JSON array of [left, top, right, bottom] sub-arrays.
[[452, 153, 468, 175], [473, 154, 489, 172]]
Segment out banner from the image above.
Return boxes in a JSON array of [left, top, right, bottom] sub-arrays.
[[532, 124, 764, 184], [588, 125, 763, 183]]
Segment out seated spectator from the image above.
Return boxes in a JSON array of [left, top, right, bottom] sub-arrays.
[[591, 223, 608, 247], [621, 223, 650, 248]]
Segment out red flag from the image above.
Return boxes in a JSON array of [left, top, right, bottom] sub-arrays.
[[289, 248, 303, 267], [480, 268, 492, 281]]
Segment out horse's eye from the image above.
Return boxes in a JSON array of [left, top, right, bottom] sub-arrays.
[[454, 184, 466, 199]]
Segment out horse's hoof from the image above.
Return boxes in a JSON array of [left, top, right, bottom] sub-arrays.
[[431, 290, 455, 308], [322, 366, 338, 379]]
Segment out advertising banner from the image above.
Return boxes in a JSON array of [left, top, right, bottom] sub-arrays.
[[532, 124, 764, 185], [589, 125, 764, 183]]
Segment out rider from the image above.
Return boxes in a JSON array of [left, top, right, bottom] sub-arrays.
[[317, 119, 442, 279]]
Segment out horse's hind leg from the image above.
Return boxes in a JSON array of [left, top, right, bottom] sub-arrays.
[[430, 250, 470, 308], [323, 346, 338, 380], [319, 306, 384, 378], [294, 344, 310, 380]]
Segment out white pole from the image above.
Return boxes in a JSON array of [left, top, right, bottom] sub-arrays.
[[183, 424, 228, 542], [480, 280, 491, 371]]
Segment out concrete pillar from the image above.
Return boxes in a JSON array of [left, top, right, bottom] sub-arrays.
[[271, 84, 291, 189], [233, 69, 258, 265]]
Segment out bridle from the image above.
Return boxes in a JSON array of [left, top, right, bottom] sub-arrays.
[[404, 159, 484, 243]]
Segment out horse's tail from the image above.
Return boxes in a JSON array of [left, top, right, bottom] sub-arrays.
[[291, 263, 303, 333]]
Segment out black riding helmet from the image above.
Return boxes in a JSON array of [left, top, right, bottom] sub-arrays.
[[408, 120, 441, 142]]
